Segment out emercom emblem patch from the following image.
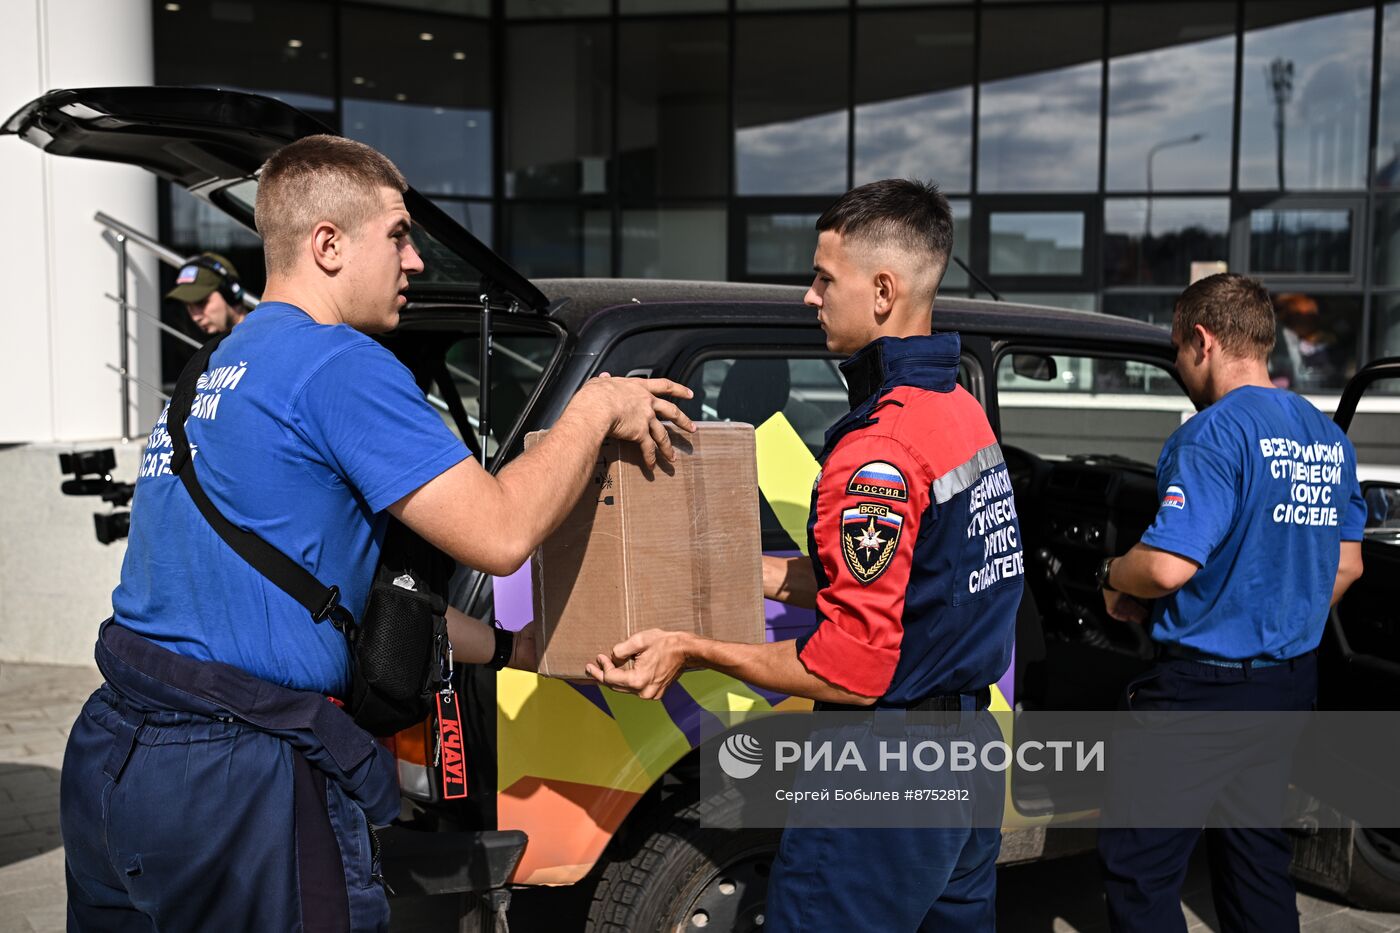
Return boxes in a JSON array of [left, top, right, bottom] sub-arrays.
[[842, 502, 903, 585], [846, 461, 908, 502]]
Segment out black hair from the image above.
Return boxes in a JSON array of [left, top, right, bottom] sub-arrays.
[[815, 179, 955, 269]]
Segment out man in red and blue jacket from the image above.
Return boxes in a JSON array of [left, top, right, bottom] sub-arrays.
[[590, 179, 1023, 931]]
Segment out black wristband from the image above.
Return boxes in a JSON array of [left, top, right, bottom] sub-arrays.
[[488, 623, 515, 671], [1097, 557, 1117, 592]]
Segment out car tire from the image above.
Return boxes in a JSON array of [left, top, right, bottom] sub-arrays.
[[1345, 829, 1400, 912], [586, 784, 781, 933]]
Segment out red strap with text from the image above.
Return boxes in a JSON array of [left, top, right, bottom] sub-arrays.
[[436, 690, 468, 800]]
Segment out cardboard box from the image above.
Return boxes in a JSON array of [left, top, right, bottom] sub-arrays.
[[528, 422, 766, 679]]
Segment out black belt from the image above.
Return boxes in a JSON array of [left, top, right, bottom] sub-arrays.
[[816, 687, 991, 713], [1160, 643, 1313, 672]]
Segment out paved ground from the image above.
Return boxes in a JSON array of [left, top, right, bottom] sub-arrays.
[[3, 660, 1398, 933]]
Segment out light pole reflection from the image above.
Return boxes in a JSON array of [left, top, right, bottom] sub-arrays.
[[1143, 133, 1205, 269], [1266, 58, 1295, 190]]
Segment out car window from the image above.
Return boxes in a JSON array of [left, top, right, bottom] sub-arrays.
[[434, 329, 557, 462], [682, 352, 979, 549], [995, 351, 1190, 466], [683, 354, 980, 458], [1363, 484, 1400, 543], [684, 356, 848, 458]]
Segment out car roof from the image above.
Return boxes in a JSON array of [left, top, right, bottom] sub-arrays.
[[535, 278, 1175, 350]]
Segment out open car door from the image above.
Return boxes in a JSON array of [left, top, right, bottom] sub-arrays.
[[1290, 357, 1400, 911], [1323, 356, 1400, 712], [1, 86, 547, 312]]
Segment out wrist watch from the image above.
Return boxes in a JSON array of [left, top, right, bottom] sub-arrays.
[[488, 622, 515, 671], [1096, 557, 1117, 592]]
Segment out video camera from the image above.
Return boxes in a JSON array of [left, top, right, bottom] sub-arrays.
[[59, 448, 135, 545]]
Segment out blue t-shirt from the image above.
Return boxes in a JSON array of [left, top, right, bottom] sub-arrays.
[[1141, 385, 1365, 660], [112, 302, 469, 696]]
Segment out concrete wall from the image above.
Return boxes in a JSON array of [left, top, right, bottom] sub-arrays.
[[0, 0, 159, 445]]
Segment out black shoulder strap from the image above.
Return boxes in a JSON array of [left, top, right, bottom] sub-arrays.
[[167, 335, 353, 629]]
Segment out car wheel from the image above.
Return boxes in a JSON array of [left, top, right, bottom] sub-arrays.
[[586, 785, 781, 933], [1346, 828, 1400, 911]]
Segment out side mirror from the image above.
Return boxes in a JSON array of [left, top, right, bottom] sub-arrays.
[[1011, 353, 1058, 382], [1361, 481, 1400, 537]]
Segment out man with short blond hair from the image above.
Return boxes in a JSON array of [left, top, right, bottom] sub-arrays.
[[1096, 273, 1365, 932], [60, 133, 693, 931], [254, 134, 407, 277]]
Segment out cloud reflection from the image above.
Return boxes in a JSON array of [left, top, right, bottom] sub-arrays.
[[978, 62, 1103, 192]]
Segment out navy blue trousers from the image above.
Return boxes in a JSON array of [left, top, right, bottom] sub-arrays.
[[767, 824, 1000, 932], [765, 710, 1004, 932], [1097, 653, 1317, 933], [62, 686, 390, 932]]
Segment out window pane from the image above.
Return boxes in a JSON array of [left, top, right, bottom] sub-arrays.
[[506, 0, 608, 15], [1248, 208, 1352, 274], [341, 9, 491, 197], [854, 10, 974, 192], [168, 186, 262, 254], [432, 199, 494, 250], [1379, 4, 1400, 187], [996, 352, 1190, 464], [1105, 3, 1236, 192], [371, 0, 489, 17], [978, 5, 1102, 192], [619, 19, 728, 199], [735, 16, 848, 195], [439, 326, 560, 464], [1268, 292, 1361, 391], [1371, 294, 1400, 358], [153, 0, 336, 125], [1372, 198, 1400, 285], [989, 212, 1085, 276], [621, 208, 728, 280], [505, 205, 611, 278], [1103, 198, 1230, 286], [943, 200, 971, 290], [505, 23, 612, 198], [685, 357, 848, 458], [1240, 3, 1373, 190], [747, 213, 820, 278], [1102, 291, 1179, 329], [622, 0, 725, 10], [738, 0, 845, 8]]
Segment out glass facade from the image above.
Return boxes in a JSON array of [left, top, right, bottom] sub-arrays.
[[153, 0, 1400, 391]]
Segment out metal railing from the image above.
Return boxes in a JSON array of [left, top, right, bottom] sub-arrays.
[[95, 211, 258, 440]]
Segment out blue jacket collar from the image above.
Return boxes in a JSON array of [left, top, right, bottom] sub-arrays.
[[839, 333, 962, 410]]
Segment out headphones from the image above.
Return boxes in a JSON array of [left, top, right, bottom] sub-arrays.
[[184, 254, 245, 306]]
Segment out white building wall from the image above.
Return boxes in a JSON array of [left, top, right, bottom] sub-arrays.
[[0, 0, 159, 445], [0, 0, 156, 664]]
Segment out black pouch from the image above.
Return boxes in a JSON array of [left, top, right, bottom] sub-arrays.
[[346, 568, 450, 736]]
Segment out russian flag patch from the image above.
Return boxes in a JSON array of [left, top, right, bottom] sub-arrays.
[[1161, 485, 1186, 509], [846, 461, 908, 502]]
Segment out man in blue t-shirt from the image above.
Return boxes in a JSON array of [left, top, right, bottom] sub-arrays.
[[1095, 273, 1366, 933], [61, 135, 694, 932]]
